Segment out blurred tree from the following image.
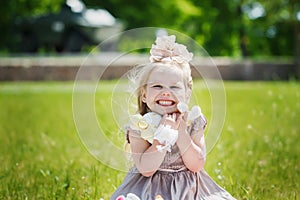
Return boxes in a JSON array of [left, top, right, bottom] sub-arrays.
[[85, 0, 298, 57], [191, 0, 242, 56], [240, 0, 299, 75], [86, 0, 241, 56], [0, 0, 299, 59], [241, 0, 296, 56], [260, 0, 299, 73], [0, 0, 63, 52]]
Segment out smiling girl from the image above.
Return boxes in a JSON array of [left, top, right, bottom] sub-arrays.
[[111, 35, 235, 200]]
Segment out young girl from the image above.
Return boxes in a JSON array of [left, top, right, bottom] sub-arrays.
[[111, 35, 235, 200]]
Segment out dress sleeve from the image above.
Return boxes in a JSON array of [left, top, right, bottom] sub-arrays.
[[125, 125, 141, 143], [189, 114, 207, 136]]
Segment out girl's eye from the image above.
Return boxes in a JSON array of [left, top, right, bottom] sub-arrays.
[[152, 85, 162, 89], [170, 86, 181, 89]]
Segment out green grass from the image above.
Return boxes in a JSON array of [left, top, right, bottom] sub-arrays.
[[0, 81, 299, 199]]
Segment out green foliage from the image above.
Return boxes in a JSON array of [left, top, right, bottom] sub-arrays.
[[0, 81, 299, 199], [84, 0, 299, 57], [0, 0, 64, 52], [0, 0, 299, 56]]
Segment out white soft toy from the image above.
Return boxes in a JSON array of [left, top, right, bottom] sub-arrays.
[[153, 124, 178, 152], [129, 112, 162, 144], [177, 102, 202, 126], [129, 102, 203, 152], [129, 112, 177, 152]]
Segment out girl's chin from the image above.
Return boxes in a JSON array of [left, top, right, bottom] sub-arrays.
[[156, 108, 177, 115]]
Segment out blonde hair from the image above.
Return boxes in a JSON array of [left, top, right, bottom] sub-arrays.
[[129, 61, 193, 115]]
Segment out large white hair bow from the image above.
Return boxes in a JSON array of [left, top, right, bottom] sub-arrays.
[[150, 35, 193, 64]]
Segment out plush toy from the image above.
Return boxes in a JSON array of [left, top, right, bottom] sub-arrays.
[[129, 102, 203, 152], [129, 112, 161, 144], [115, 193, 164, 200], [116, 193, 140, 200], [177, 102, 202, 126]]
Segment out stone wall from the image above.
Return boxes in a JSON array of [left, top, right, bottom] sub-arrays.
[[0, 54, 295, 81]]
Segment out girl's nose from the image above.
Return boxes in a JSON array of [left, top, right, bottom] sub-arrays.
[[162, 90, 171, 97]]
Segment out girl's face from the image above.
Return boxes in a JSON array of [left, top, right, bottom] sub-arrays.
[[141, 65, 189, 115]]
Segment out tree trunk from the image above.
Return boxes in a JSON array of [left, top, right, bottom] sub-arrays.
[[295, 20, 300, 78], [237, 0, 248, 58], [292, 1, 300, 78]]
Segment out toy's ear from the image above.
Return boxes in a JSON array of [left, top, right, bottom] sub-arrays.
[[126, 193, 141, 200], [116, 195, 126, 200], [188, 106, 202, 121], [177, 102, 188, 113]]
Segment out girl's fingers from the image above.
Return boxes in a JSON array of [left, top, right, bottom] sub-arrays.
[[177, 113, 189, 130], [161, 113, 189, 130], [165, 114, 176, 122], [162, 114, 168, 120], [183, 112, 188, 121], [176, 114, 183, 127], [173, 113, 177, 120]]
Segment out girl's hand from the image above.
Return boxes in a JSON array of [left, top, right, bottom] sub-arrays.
[[177, 112, 188, 134], [153, 113, 181, 151], [161, 113, 179, 129], [160, 112, 188, 134]]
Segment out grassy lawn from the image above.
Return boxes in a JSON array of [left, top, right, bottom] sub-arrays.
[[0, 81, 299, 199]]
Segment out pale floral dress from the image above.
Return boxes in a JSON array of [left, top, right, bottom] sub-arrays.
[[111, 116, 236, 200]]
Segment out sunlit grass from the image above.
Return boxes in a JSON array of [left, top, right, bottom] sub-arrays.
[[0, 81, 299, 199]]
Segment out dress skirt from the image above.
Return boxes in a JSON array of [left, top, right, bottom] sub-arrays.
[[110, 166, 235, 200]]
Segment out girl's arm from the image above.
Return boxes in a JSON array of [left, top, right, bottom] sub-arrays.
[[129, 130, 167, 177], [176, 116, 206, 172]]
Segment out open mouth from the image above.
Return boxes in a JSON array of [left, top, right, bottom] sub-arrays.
[[156, 100, 176, 106]]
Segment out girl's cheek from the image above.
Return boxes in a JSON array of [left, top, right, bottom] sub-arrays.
[[173, 90, 185, 99]]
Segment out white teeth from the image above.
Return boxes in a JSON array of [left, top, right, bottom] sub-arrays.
[[158, 100, 173, 106]]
